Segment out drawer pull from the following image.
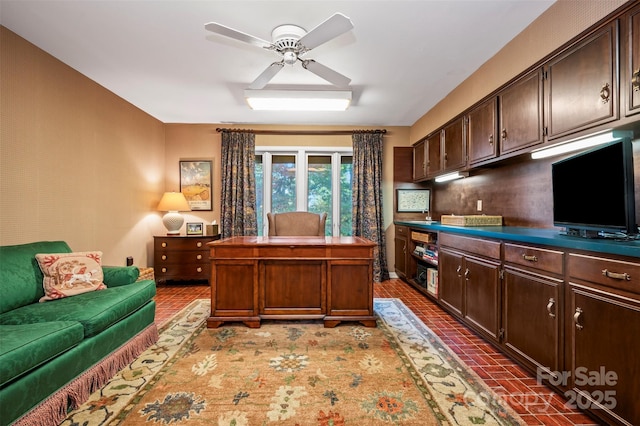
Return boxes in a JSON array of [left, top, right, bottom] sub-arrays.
[[546, 298, 556, 318], [161, 255, 167, 260], [196, 242, 203, 248], [574, 307, 584, 330], [633, 68, 640, 92], [522, 254, 538, 262], [602, 269, 631, 281], [464, 268, 470, 279], [161, 242, 167, 248], [456, 265, 462, 277], [196, 254, 202, 260], [161, 267, 167, 273], [196, 267, 203, 273], [600, 82, 611, 104]]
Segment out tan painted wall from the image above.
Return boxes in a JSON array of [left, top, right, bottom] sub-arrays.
[[410, 0, 629, 142], [0, 27, 167, 266]]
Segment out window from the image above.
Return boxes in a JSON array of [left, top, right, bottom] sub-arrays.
[[256, 148, 352, 236]]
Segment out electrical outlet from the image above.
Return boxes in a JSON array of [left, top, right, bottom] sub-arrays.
[[477, 200, 483, 212]]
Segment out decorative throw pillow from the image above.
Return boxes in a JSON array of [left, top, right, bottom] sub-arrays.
[[35, 251, 106, 302]]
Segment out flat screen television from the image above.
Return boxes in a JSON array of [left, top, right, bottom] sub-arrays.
[[551, 138, 638, 238]]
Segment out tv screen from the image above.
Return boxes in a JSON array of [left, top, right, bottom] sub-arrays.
[[551, 139, 637, 237]]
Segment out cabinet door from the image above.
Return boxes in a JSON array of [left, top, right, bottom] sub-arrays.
[[625, 4, 640, 116], [546, 22, 618, 139], [438, 249, 464, 317], [568, 284, 640, 426], [442, 117, 466, 172], [464, 255, 500, 342], [394, 229, 408, 280], [503, 268, 562, 375], [426, 132, 443, 177], [412, 139, 427, 181], [467, 98, 498, 165], [499, 68, 544, 155]]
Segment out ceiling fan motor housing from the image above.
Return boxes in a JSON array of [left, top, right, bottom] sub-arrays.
[[272, 24, 307, 64]]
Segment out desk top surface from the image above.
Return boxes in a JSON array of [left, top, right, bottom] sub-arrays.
[[208, 236, 376, 247]]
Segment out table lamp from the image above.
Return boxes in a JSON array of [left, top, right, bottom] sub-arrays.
[[157, 192, 191, 235]]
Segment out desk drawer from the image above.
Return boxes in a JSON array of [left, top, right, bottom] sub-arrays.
[[569, 253, 640, 294], [259, 246, 327, 258], [504, 243, 564, 275], [439, 233, 501, 259]]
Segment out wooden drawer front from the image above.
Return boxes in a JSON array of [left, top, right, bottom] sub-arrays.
[[157, 263, 210, 279], [569, 253, 640, 294], [396, 225, 408, 236], [155, 237, 211, 250], [504, 243, 564, 275], [439, 233, 501, 259], [329, 246, 372, 259], [156, 250, 208, 265], [259, 246, 327, 258], [211, 247, 256, 259]]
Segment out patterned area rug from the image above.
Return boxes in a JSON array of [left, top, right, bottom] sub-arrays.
[[63, 299, 523, 425]]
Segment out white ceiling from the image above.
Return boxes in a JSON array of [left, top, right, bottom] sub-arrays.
[[0, 0, 555, 126]]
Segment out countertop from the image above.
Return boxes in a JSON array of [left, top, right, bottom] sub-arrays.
[[394, 220, 640, 259]]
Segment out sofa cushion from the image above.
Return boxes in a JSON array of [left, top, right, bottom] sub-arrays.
[[0, 241, 72, 314], [0, 279, 156, 338], [0, 322, 84, 388], [102, 265, 140, 288], [35, 251, 107, 302]]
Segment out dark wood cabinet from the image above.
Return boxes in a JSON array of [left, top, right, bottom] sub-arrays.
[[439, 233, 501, 342], [624, 3, 640, 116], [498, 68, 544, 155], [442, 117, 466, 172], [394, 225, 409, 280], [546, 22, 619, 139], [502, 243, 564, 377], [154, 235, 219, 284], [426, 132, 443, 178], [467, 98, 498, 165], [412, 139, 427, 181]]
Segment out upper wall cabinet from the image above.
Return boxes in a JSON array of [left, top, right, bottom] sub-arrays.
[[412, 138, 427, 181], [442, 117, 467, 173], [546, 22, 619, 139], [467, 98, 498, 165], [624, 3, 640, 116], [426, 132, 443, 178], [499, 68, 544, 156]]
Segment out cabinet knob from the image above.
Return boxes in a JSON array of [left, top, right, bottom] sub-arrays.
[[196, 254, 202, 260], [501, 128, 507, 140], [488, 134, 494, 145], [161, 255, 167, 260], [161, 267, 167, 273], [196, 267, 203, 273], [632, 68, 640, 92], [573, 307, 584, 330], [161, 242, 167, 248], [197, 241, 203, 248], [546, 298, 556, 318], [600, 82, 611, 104]]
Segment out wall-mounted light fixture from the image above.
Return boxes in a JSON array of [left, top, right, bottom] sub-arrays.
[[244, 89, 352, 111], [435, 171, 469, 183], [531, 130, 633, 159]]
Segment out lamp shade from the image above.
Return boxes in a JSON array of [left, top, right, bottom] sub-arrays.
[[157, 192, 191, 212]]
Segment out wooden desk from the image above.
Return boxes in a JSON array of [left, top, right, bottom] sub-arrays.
[[206, 236, 376, 328]]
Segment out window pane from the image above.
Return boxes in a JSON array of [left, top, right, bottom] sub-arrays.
[[271, 155, 296, 213], [255, 155, 263, 236], [340, 156, 352, 236], [307, 155, 332, 235]]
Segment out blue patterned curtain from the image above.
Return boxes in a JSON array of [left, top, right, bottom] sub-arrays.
[[352, 132, 389, 282], [220, 131, 258, 238]]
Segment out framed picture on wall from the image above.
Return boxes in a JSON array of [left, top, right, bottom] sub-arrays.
[[397, 188, 431, 213], [180, 160, 212, 211]]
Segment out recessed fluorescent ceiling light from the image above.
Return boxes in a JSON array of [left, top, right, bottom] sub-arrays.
[[244, 89, 352, 111]]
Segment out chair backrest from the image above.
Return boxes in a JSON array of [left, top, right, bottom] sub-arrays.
[[267, 211, 327, 236]]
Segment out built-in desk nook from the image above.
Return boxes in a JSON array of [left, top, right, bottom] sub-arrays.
[[206, 236, 376, 329]]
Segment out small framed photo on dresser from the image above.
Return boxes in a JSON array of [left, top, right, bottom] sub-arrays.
[[186, 222, 203, 236]]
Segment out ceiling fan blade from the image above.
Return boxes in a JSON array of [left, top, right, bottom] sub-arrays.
[[302, 59, 351, 87], [248, 62, 285, 89], [298, 13, 354, 51], [204, 22, 272, 49]]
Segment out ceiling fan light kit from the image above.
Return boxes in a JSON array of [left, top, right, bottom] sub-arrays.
[[244, 89, 352, 111], [205, 13, 354, 92]]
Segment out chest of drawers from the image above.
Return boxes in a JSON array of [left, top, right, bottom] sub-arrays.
[[154, 235, 220, 284]]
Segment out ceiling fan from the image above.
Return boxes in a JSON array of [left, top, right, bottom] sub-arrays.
[[204, 13, 354, 89]]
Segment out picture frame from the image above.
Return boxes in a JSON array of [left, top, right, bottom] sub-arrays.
[[396, 188, 431, 213], [180, 160, 213, 211], [186, 222, 203, 236]]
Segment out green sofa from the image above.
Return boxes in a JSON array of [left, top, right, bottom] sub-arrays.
[[0, 241, 158, 426]]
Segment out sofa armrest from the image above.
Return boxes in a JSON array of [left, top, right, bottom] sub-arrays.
[[102, 266, 140, 287]]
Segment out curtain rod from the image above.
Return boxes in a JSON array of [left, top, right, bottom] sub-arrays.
[[216, 128, 387, 136]]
